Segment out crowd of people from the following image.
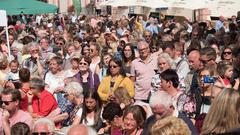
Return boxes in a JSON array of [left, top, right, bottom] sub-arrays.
[[0, 12, 240, 135]]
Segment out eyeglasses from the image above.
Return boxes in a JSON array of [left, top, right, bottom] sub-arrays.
[[223, 51, 232, 55], [31, 49, 39, 53], [56, 42, 63, 45], [1, 100, 14, 105], [145, 35, 151, 38], [79, 62, 88, 66], [200, 59, 212, 65], [32, 132, 50, 135]]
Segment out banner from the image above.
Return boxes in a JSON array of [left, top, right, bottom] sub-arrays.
[[0, 10, 7, 26], [73, 0, 81, 15]]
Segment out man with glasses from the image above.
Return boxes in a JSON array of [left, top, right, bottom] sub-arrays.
[[39, 37, 53, 60], [22, 43, 44, 78], [0, 88, 33, 135], [130, 41, 158, 103], [32, 118, 55, 135]]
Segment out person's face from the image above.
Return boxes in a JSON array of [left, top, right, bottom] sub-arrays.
[[191, 31, 199, 39], [160, 78, 170, 91], [30, 47, 40, 58], [223, 48, 233, 60], [123, 113, 137, 131], [49, 59, 60, 74], [200, 55, 212, 67], [79, 58, 89, 72], [90, 45, 98, 58], [9, 35, 14, 45], [164, 48, 175, 58], [73, 41, 81, 49], [109, 61, 120, 76], [144, 32, 152, 42], [225, 66, 233, 79], [68, 46, 75, 55], [199, 70, 211, 88], [65, 93, 75, 103], [1, 94, 18, 112], [152, 104, 170, 119], [188, 52, 202, 71], [83, 46, 90, 56], [124, 46, 132, 59], [103, 55, 111, 66], [158, 58, 170, 72], [71, 60, 79, 69], [33, 124, 51, 135], [40, 39, 49, 50], [10, 62, 18, 73], [55, 41, 64, 48], [11, 47, 18, 56], [138, 43, 149, 59], [111, 115, 123, 128], [85, 98, 96, 111]]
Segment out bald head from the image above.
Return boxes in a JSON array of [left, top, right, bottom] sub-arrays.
[[67, 125, 96, 135], [188, 50, 202, 71]]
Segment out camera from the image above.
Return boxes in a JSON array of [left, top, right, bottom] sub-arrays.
[[203, 76, 217, 83]]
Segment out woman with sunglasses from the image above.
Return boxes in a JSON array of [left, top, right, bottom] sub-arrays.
[[221, 47, 234, 63], [98, 57, 134, 103], [74, 55, 100, 94]]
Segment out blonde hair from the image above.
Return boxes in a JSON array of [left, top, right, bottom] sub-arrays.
[[151, 116, 191, 135], [158, 52, 176, 70], [201, 89, 240, 134], [114, 87, 132, 106]]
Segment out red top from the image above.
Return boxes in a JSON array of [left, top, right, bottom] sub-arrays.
[[20, 87, 30, 112], [32, 90, 58, 117]]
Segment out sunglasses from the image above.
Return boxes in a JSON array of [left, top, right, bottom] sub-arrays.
[[56, 42, 63, 45], [223, 51, 232, 55], [1, 100, 14, 105], [79, 62, 88, 66], [200, 59, 212, 65], [32, 132, 49, 135], [109, 65, 119, 68]]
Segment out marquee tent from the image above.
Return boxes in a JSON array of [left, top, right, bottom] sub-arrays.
[[0, 0, 58, 15]]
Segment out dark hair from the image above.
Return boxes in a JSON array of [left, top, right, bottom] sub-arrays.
[[122, 44, 135, 63], [81, 44, 90, 56], [50, 56, 63, 65], [81, 89, 102, 129], [9, 60, 19, 67], [221, 46, 233, 60], [200, 47, 217, 61], [19, 68, 30, 82], [73, 36, 83, 43], [1, 88, 21, 102], [102, 102, 123, 122], [160, 69, 179, 88], [79, 55, 92, 65], [107, 57, 126, 77], [162, 41, 175, 51], [99, 52, 112, 68], [123, 105, 146, 128], [11, 122, 30, 135]]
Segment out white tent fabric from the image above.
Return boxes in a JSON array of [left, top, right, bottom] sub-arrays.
[[100, 0, 168, 8]]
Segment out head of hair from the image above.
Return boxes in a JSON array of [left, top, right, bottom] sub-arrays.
[[81, 44, 90, 55], [102, 102, 123, 122], [160, 69, 179, 88], [150, 116, 191, 135], [79, 55, 92, 66], [19, 68, 30, 82], [64, 82, 83, 99], [73, 36, 83, 43], [123, 105, 146, 128], [158, 53, 176, 70], [1, 88, 21, 102], [122, 44, 135, 62], [216, 60, 233, 78], [149, 91, 173, 109], [114, 87, 132, 107], [107, 56, 126, 77], [81, 89, 102, 127], [0, 52, 8, 70], [11, 122, 30, 135], [201, 89, 240, 134], [33, 118, 55, 133], [200, 47, 217, 61], [161, 41, 175, 52], [221, 46, 233, 60], [50, 56, 63, 65], [30, 78, 45, 91]]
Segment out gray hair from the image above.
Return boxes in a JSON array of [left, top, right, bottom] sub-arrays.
[[64, 82, 83, 98], [33, 118, 55, 133], [149, 91, 173, 108], [137, 40, 149, 49], [158, 52, 176, 70], [30, 77, 46, 91]]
